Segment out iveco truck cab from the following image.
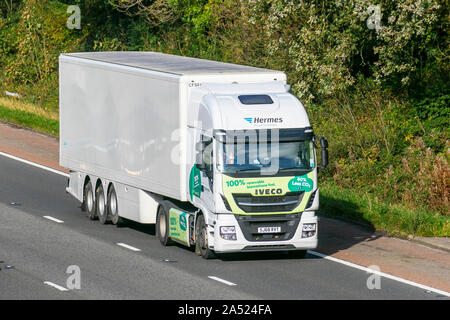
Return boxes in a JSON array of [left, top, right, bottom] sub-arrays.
[[186, 82, 328, 258]]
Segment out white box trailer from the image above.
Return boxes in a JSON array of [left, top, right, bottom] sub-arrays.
[[60, 52, 328, 258]]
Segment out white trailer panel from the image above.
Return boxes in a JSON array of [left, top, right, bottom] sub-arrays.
[[60, 55, 184, 199], [59, 52, 284, 202]]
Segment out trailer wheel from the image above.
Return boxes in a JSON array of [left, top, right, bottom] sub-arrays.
[[195, 215, 215, 259], [107, 185, 122, 225], [156, 206, 172, 246], [81, 178, 90, 212], [84, 182, 97, 220], [96, 183, 107, 224]]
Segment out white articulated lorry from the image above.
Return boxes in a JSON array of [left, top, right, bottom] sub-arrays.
[[60, 52, 328, 259]]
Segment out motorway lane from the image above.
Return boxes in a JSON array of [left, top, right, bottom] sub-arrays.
[[0, 202, 256, 299], [0, 155, 446, 299]]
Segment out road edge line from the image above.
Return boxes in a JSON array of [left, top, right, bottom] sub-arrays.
[[43, 216, 65, 224], [43, 281, 69, 292], [208, 276, 237, 286], [308, 250, 450, 297], [117, 243, 141, 252], [0, 151, 69, 177]]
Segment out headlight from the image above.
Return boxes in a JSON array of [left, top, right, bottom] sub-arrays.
[[220, 226, 236, 234], [302, 223, 316, 232], [220, 226, 237, 240], [301, 223, 316, 238]]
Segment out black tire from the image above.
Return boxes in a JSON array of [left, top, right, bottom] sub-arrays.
[[156, 206, 172, 246], [84, 182, 97, 220], [195, 215, 215, 259], [96, 183, 107, 224], [287, 250, 307, 259], [107, 185, 122, 225], [81, 179, 90, 212]]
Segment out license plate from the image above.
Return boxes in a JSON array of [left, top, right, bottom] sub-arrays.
[[257, 226, 281, 233]]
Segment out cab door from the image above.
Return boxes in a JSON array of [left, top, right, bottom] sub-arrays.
[[189, 133, 215, 213]]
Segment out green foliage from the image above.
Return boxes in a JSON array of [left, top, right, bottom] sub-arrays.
[[309, 79, 449, 216], [241, 0, 449, 105], [2, 0, 84, 85], [171, 0, 216, 37], [371, 0, 445, 88], [0, 0, 22, 18], [0, 5, 20, 71], [414, 95, 450, 130], [108, 0, 177, 27]]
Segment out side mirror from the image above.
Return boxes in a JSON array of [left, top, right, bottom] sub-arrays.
[[321, 148, 329, 168], [195, 138, 209, 171], [315, 136, 329, 169], [320, 137, 328, 149]]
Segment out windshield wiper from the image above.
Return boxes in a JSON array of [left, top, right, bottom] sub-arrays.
[[235, 167, 263, 172], [278, 166, 310, 171]]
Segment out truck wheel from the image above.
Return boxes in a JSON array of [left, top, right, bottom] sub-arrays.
[[195, 215, 215, 259], [156, 206, 172, 246], [84, 182, 97, 220], [96, 184, 107, 224], [288, 250, 307, 259], [107, 185, 122, 225]]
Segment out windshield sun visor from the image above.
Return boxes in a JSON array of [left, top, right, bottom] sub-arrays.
[[213, 127, 314, 143]]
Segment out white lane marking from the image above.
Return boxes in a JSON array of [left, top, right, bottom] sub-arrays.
[[117, 243, 141, 252], [208, 276, 237, 286], [44, 281, 68, 292], [2, 152, 449, 297], [308, 250, 450, 297], [43, 216, 64, 223], [0, 151, 69, 177]]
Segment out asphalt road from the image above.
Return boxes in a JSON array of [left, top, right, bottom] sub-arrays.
[[0, 154, 447, 300]]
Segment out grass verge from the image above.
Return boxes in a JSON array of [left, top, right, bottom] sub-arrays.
[[0, 103, 59, 136], [319, 182, 450, 237], [0, 97, 58, 120]]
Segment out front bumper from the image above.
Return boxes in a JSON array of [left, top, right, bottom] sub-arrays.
[[212, 211, 318, 253]]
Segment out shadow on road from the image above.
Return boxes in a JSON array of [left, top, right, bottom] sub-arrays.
[[316, 192, 384, 256], [319, 192, 376, 231], [116, 218, 156, 236]]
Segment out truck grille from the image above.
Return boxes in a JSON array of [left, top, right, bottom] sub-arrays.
[[235, 213, 301, 242], [232, 192, 304, 213], [242, 244, 296, 251]]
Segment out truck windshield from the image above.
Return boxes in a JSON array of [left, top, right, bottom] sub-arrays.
[[215, 130, 315, 174]]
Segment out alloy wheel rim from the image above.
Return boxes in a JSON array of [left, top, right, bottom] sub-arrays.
[[159, 213, 166, 236], [87, 189, 94, 212], [110, 192, 117, 217], [98, 192, 105, 216]]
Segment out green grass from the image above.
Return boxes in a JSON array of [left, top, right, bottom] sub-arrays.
[[0, 104, 59, 136], [319, 183, 450, 237]]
